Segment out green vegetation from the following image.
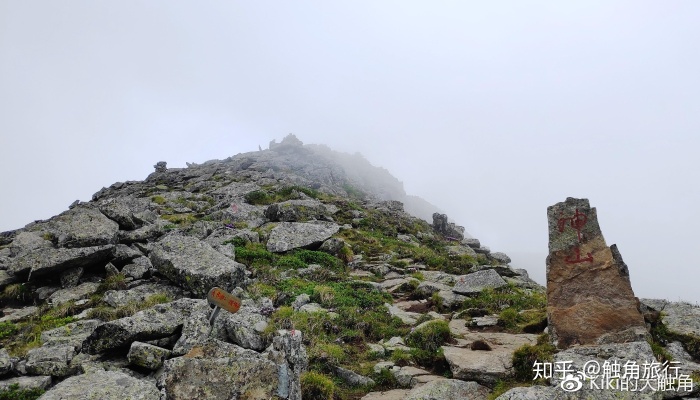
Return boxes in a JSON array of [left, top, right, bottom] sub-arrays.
[[97, 273, 128, 292], [1, 283, 29, 302], [244, 186, 322, 205], [0, 306, 77, 356], [0, 321, 18, 340], [0, 383, 45, 400], [461, 285, 546, 316], [234, 242, 346, 274], [161, 213, 198, 226], [512, 334, 557, 381], [301, 371, 336, 400], [405, 320, 452, 367], [151, 195, 167, 205], [87, 293, 173, 322]]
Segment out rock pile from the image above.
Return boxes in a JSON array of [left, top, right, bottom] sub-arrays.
[[0, 142, 697, 400]]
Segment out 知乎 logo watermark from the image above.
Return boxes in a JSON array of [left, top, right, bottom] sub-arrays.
[[533, 360, 695, 393]]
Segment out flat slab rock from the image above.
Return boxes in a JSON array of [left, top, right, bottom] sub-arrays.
[[406, 379, 490, 400], [452, 269, 507, 295], [38, 370, 159, 400], [0, 376, 52, 391], [642, 298, 700, 339], [444, 319, 538, 387], [82, 298, 199, 354], [266, 221, 340, 253], [7, 245, 114, 279], [150, 234, 246, 297], [104, 283, 184, 307], [158, 339, 278, 400]]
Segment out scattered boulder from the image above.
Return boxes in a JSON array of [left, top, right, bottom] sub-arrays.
[[546, 198, 646, 349], [25, 345, 76, 377], [452, 269, 507, 295], [154, 161, 167, 173], [121, 256, 153, 279], [127, 341, 172, 370], [0, 349, 11, 376], [150, 234, 246, 297], [159, 338, 278, 400], [103, 283, 184, 307], [103, 262, 120, 276], [444, 320, 538, 387], [0, 306, 38, 322], [82, 299, 199, 354], [641, 299, 700, 340], [488, 252, 511, 264], [7, 245, 114, 279], [335, 366, 375, 386], [39, 369, 160, 400], [405, 379, 490, 400], [221, 299, 272, 351], [393, 366, 433, 388], [266, 221, 340, 253], [446, 245, 477, 258], [432, 213, 465, 240], [319, 237, 346, 254], [59, 266, 84, 288], [265, 199, 332, 222], [97, 196, 151, 230], [0, 376, 52, 392], [41, 319, 102, 350], [42, 206, 119, 248], [48, 282, 100, 306]]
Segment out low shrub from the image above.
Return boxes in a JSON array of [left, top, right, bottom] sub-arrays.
[[511, 334, 556, 382], [0, 383, 44, 400], [301, 371, 336, 400]]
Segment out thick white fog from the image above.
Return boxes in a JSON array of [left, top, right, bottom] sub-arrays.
[[1, 2, 698, 302]]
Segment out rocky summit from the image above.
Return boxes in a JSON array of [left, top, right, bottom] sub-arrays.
[[0, 135, 698, 400]]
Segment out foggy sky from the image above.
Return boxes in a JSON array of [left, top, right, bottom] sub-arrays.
[[1, 2, 698, 303]]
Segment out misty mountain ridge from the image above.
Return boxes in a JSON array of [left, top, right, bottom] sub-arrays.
[[0, 134, 697, 400]]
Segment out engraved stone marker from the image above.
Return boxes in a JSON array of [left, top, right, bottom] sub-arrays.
[[546, 198, 646, 349]]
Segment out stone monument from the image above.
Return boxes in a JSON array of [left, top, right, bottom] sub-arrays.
[[546, 197, 646, 349]]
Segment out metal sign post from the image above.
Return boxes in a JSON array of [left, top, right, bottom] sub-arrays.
[[206, 287, 242, 336]]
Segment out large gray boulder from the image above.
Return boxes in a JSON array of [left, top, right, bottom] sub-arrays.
[[265, 199, 333, 222], [97, 196, 150, 230], [25, 345, 76, 377], [158, 339, 279, 400], [82, 299, 198, 354], [7, 245, 114, 279], [171, 299, 213, 356], [444, 320, 538, 387], [41, 319, 102, 350], [222, 299, 272, 351], [150, 234, 246, 297], [0, 349, 11, 376], [0, 376, 52, 392], [121, 256, 152, 279], [641, 299, 700, 339], [127, 341, 171, 370], [42, 206, 119, 248], [452, 269, 508, 295], [38, 370, 160, 400], [47, 282, 100, 306], [405, 379, 490, 400], [103, 283, 184, 307], [266, 221, 340, 253]]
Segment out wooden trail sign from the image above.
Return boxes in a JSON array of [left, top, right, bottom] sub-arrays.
[[207, 287, 242, 313], [206, 287, 242, 336]]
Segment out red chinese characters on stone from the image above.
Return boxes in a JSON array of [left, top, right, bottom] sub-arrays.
[[558, 208, 593, 264]]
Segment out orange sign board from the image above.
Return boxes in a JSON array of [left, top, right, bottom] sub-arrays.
[[206, 287, 241, 314]]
